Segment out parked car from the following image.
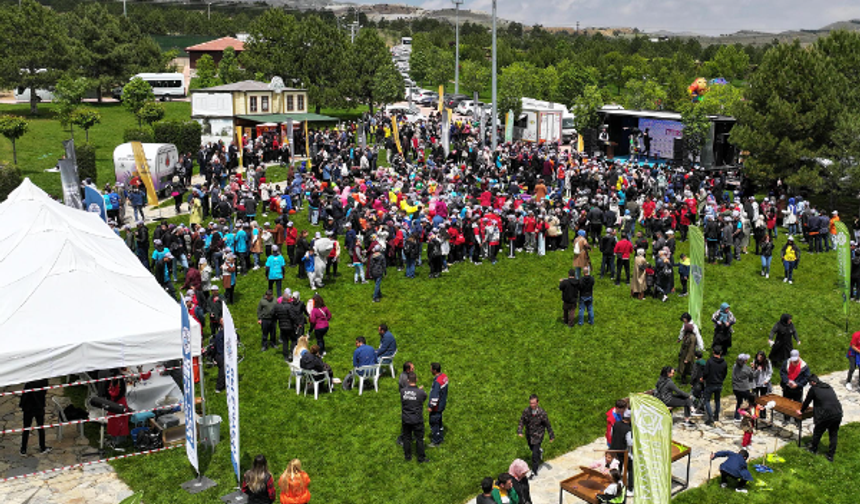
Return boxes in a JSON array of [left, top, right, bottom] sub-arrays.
[[386, 104, 426, 124], [443, 93, 469, 109], [417, 92, 439, 106], [456, 99, 485, 116]]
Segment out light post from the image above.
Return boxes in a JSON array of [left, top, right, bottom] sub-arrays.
[[208, 3, 212, 22], [491, 0, 497, 150], [452, 0, 463, 94]]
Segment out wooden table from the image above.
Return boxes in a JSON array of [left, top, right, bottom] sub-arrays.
[[755, 394, 813, 446], [671, 441, 692, 494], [559, 466, 614, 504]]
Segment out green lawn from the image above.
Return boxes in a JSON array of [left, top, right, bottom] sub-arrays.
[[0, 102, 191, 198], [98, 208, 858, 504], [675, 424, 860, 504]]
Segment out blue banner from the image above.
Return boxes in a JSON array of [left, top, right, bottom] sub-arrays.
[[181, 303, 199, 474], [83, 184, 107, 222], [223, 302, 241, 484]]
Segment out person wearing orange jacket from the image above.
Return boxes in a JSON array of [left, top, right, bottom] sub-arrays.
[[279, 459, 311, 504]]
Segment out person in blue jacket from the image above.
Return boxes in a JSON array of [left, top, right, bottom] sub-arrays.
[[234, 224, 249, 274], [711, 449, 752, 494], [428, 362, 448, 447], [352, 336, 377, 376], [265, 246, 286, 296], [376, 324, 397, 362]]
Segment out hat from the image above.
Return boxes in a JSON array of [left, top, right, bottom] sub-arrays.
[[832, 210, 838, 215], [720, 302, 730, 310], [287, 221, 294, 227], [738, 353, 751, 362], [790, 349, 800, 362], [283, 288, 292, 298], [153, 239, 163, 246], [787, 235, 794, 241], [210, 285, 219, 292]]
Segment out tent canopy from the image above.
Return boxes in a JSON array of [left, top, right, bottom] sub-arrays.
[[0, 179, 201, 389]]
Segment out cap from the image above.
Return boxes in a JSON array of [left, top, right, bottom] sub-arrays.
[[790, 349, 800, 362], [787, 235, 794, 241]]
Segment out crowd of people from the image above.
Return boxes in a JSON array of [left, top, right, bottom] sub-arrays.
[[74, 108, 860, 502]]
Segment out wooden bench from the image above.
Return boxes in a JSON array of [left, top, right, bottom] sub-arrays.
[[755, 394, 813, 447]]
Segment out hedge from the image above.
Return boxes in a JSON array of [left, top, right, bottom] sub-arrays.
[[153, 119, 202, 156], [75, 143, 97, 185], [123, 126, 155, 143], [0, 163, 23, 202]]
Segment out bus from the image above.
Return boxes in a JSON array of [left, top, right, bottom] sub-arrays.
[[132, 73, 186, 101]]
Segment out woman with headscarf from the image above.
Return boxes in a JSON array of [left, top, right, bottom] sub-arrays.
[[711, 302, 736, 356], [630, 248, 648, 300], [572, 229, 591, 278], [768, 313, 800, 371], [678, 323, 698, 384], [508, 459, 532, 504]]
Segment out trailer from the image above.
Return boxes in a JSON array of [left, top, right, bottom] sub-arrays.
[[513, 98, 565, 144]]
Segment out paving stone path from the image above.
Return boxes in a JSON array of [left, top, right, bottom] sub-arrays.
[[466, 369, 860, 504]]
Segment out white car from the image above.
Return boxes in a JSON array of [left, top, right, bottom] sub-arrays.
[[456, 99, 485, 116], [386, 105, 426, 124]]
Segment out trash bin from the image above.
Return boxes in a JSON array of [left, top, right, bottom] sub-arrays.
[[197, 415, 222, 447]]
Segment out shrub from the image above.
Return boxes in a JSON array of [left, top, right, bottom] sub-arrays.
[[153, 119, 202, 155], [75, 143, 97, 184], [123, 126, 154, 143], [0, 163, 23, 202]]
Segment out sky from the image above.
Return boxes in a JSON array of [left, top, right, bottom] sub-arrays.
[[361, 0, 860, 34]]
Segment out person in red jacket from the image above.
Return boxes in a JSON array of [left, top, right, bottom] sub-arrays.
[[284, 221, 298, 266], [523, 211, 537, 253], [605, 399, 627, 447], [613, 235, 634, 286]]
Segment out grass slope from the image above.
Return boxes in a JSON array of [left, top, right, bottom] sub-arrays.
[[674, 424, 860, 504], [106, 209, 858, 504]]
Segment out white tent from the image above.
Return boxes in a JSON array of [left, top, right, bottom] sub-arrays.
[[0, 179, 201, 389]]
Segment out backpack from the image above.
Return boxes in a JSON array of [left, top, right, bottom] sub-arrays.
[[784, 246, 796, 262], [135, 428, 164, 451], [341, 370, 355, 391]]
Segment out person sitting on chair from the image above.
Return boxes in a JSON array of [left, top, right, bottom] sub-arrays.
[[596, 468, 625, 503]]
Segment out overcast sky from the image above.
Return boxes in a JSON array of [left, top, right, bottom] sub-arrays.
[[367, 0, 860, 34]]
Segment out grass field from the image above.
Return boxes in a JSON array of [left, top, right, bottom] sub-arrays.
[[97, 206, 859, 504], [0, 102, 192, 197], [675, 423, 859, 504]]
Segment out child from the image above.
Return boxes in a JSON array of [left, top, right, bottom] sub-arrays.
[[690, 349, 707, 414], [645, 265, 656, 298], [737, 400, 759, 448], [596, 468, 625, 503], [676, 253, 690, 297], [589, 451, 621, 475]]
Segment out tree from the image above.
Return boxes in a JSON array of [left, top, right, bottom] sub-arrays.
[[571, 85, 605, 132], [64, 3, 164, 101], [122, 77, 156, 127], [0, 0, 71, 115], [241, 10, 299, 81], [53, 76, 91, 140], [623, 79, 667, 110], [0, 116, 29, 165], [680, 103, 710, 166], [697, 83, 744, 116], [556, 60, 599, 107], [70, 107, 102, 143], [499, 62, 539, 118], [218, 46, 243, 84], [703, 45, 750, 81], [730, 41, 842, 190], [348, 29, 402, 113], [193, 54, 222, 89], [459, 60, 489, 96], [0, 163, 23, 202], [815, 30, 860, 110], [824, 112, 860, 207], [139, 102, 166, 126]]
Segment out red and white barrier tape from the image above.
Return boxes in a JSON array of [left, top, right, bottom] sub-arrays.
[[0, 367, 182, 397], [0, 444, 185, 482], [0, 403, 181, 436]]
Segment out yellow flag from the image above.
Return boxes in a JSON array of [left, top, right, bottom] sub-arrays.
[[391, 118, 403, 155], [577, 133, 584, 153], [236, 126, 243, 168], [131, 141, 158, 206], [438, 84, 444, 112], [304, 121, 311, 170]]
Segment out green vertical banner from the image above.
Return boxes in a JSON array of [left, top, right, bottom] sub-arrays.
[[504, 109, 514, 143], [688, 226, 705, 327], [630, 394, 672, 504], [835, 221, 851, 317]]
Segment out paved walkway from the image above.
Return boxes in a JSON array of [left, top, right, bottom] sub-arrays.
[[0, 383, 134, 504], [465, 369, 859, 504]]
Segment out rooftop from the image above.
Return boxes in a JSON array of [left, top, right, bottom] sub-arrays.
[[185, 36, 245, 52]]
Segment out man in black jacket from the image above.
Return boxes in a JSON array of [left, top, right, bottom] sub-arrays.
[[599, 229, 617, 280], [558, 269, 579, 327], [401, 372, 428, 463], [20, 379, 51, 455], [518, 394, 555, 478], [274, 293, 303, 360], [610, 409, 634, 496], [798, 375, 842, 462], [703, 346, 728, 427], [578, 268, 596, 326]]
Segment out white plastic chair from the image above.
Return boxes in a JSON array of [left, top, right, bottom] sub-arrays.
[[302, 370, 332, 400], [354, 364, 381, 395], [52, 396, 84, 440], [378, 350, 397, 379], [287, 362, 303, 395]]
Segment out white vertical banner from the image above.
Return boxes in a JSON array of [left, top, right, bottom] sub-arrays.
[[180, 303, 199, 474], [223, 302, 240, 484], [442, 108, 450, 156]]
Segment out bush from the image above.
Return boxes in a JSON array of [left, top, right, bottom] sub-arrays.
[[0, 163, 23, 202], [153, 119, 202, 155], [123, 126, 154, 143], [75, 143, 97, 184]]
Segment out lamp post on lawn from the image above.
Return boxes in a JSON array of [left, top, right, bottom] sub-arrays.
[[452, 0, 463, 95], [491, 0, 497, 150], [208, 3, 212, 22]]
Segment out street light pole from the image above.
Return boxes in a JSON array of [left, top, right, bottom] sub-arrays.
[[208, 3, 212, 22], [491, 0, 497, 150], [452, 0, 463, 94]]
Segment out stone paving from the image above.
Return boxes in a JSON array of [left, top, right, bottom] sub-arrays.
[[465, 369, 860, 504], [0, 382, 134, 504]]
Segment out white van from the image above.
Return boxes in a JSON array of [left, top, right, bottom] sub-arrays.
[[132, 73, 186, 101], [14, 86, 55, 103], [113, 143, 179, 195], [562, 112, 576, 144]]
